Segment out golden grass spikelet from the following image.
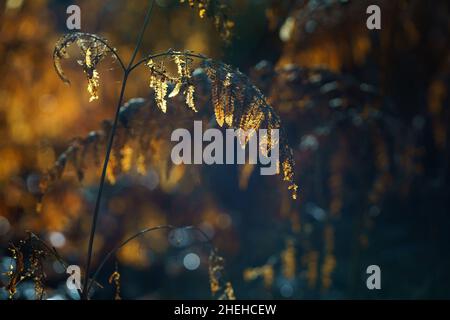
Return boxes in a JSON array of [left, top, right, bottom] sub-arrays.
[[108, 264, 121, 300], [168, 82, 182, 98], [155, 79, 168, 113], [185, 84, 197, 112], [87, 69, 100, 102], [171, 55, 197, 111], [205, 66, 225, 127], [147, 59, 182, 113], [53, 33, 110, 101], [223, 73, 234, 126], [147, 59, 171, 113], [174, 55, 192, 80], [213, 81, 225, 127], [239, 100, 265, 133]]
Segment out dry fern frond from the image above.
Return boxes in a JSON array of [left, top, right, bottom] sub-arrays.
[[144, 53, 298, 198], [53, 32, 114, 102], [201, 58, 298, 198], [5, 233, 68, 299], [49, 46, 299, 199], [37, 98, 196, 202]]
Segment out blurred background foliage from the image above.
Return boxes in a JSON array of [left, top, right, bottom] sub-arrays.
[[0, 0, 449, 299]]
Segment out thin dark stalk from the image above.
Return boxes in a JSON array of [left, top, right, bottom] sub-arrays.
[[82, 72, 128, 299], [82, 0, 155, 300], [127, 0, 154, 69]]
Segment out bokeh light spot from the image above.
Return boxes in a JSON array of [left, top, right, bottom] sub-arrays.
[[49, 231, 66, 248], [183, 253, 200, 271]]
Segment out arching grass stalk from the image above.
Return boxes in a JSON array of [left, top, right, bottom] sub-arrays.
[[85, 225, 213, 296]]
